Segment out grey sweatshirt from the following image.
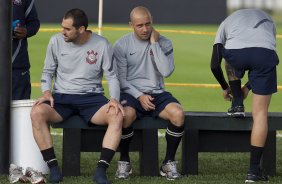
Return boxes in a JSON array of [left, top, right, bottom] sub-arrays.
[[214, 9, 276, 51], [41, 32, 120, 100], [114, 32, 174, 99]]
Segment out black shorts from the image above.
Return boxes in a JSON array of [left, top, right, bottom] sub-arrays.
[[222, 47, 279, 95], [120, 92, 180, 119], [45, 93, 108, 124], [12, 69, 31, 100]]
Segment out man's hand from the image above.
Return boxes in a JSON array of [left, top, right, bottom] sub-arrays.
[[138, 94, 155, 111], [14, 27, 27, 39], [222, 87, 233, 101], [150, 28, 160, 44], [106, 98, 125, 116], [34, 90, 54, 107], [242, 85, 250, 99]]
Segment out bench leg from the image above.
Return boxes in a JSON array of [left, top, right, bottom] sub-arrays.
[[262, 130, 276, 176], [62, 128, 81, 176], [139, 129, 159, 176], [182, 129, 199, 175]]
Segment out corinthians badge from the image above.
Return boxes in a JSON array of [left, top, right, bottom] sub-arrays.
[[86, 50, 98, 64]]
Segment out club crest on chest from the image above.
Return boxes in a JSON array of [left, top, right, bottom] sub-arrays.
[[86, 50, 98, 64]]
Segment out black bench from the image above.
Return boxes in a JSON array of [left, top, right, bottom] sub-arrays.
[[51, 116, 168, 176], [51, 112, 282, 177], [182, 112, 282, 176]]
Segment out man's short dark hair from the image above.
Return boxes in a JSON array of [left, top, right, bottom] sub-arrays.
[[64, 8, 88, 30]]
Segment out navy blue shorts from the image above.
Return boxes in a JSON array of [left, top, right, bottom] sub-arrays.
[[12, 69, 31, 100], [120, 92, 180, 119], [45, 93, 108, 124], [222, 48, 279, 95]]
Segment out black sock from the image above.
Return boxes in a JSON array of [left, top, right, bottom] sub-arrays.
[[41, 147, 58, 168], [163, 123, 184, 163], [249, 145, 264, 174], [229, 80, 244, 107], [119, 127, 134, 162], [97, 148, 115, 170]]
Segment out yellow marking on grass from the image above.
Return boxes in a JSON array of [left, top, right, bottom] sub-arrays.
[[165, 83, 219, 88], [39, 27, 282, 38], [32, 83, 41, 87], [31, 82, 282, 90]]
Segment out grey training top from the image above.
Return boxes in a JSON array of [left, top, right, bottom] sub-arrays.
[[41, 32, 120, 100], [214, 9, 276, 50], [114, 32, 175, 99]]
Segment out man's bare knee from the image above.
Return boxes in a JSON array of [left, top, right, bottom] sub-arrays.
[[170, 108, 185, 127], [31, 106, 48, 124], [106, 109, 123, 129], [30, 104, 56, 132], [122, 107, 136, 128]]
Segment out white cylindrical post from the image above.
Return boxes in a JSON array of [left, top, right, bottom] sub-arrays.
[[98, 0, 103, 35]]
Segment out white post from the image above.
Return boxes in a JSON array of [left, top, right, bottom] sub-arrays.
[[98, 0, 103, 35]]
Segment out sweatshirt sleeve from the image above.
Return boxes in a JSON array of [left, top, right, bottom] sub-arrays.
[[102, 42, 120, 100], [41, 37, 57, 93], [214, 21, 226, 45], [25, 0, 40, 38], [210, 43, 229, 90], [150, 38, 175, 77]]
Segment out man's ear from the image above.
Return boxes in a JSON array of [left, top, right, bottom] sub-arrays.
[[79, 26, 86, 34], [129, 21, 133, 28]]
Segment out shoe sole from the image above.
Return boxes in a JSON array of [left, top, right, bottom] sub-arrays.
[[9, 176, 29, 183], [160, 170, 179, 181], [10, 177, 28, 183], [245, 180, 256, 183], [27, 178, 46, 184], [93, 178, 111, 184], [245, 179, 269, 183], [227, 112, 245, 118], [115, 169, 132, 179]]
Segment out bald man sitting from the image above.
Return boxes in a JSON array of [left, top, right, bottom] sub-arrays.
[[113, 6, 185, 180]]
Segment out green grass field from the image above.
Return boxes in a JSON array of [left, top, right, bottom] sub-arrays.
[[1, 24, 282, 183], [29, 23, 282, 112]]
